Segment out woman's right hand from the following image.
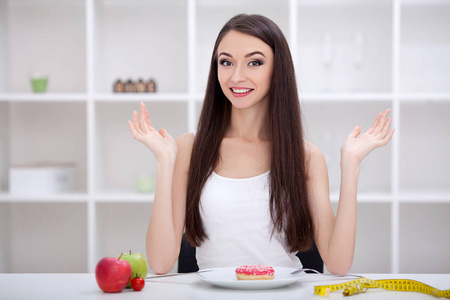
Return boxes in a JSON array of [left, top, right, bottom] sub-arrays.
[[128, 101, 178, 161]]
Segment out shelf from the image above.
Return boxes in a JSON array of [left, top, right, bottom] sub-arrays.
[[197, 0, 289, 6], [398, 93, 450, 102], [95, 191, 154, 203], [0, 192, 88, 203], [300, 93, 392, 101], [196, 92, 450, 102], [330, 192, 392, 203], [0, 192, 401, 203], [93, 93, 190, 102], [398, 192, 450, 203], [0, 93, 87, 102], [1, 191, 448, 204], [401, 0, 450, 8], [0, 192, 153, 203], [195, 92, 394, 102], [2, 92, 450, 102], [298, 0, 392, 6], [0, 93, 192, 102]]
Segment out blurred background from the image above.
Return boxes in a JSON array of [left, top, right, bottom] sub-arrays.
[[0, 0, 449, 274]]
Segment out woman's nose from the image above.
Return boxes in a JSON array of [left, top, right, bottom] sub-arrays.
[[230, 65, 246, 83]]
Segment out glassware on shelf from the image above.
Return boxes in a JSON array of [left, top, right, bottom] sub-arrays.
[[30, 73, 48, 93], [135, 174, 155, 193], [146, 78, 156, 93], [112, 78, 157, 93], [136, 79, 146, 93], [124, 79, 137, 93], [113, 79, 124, 93]]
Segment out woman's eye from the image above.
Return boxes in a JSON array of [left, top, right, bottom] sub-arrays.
[[219, 60, 232, 67], [249, 60, 263, 67]]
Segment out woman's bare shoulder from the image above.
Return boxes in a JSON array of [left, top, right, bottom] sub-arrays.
[[176, 132, 195, 148], [303, 140, 326, 172], [303, 140, 323, 158], [175, 132, 195, 166]]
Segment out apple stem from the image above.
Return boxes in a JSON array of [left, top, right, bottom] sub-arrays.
[[118, 253, 123, 260]]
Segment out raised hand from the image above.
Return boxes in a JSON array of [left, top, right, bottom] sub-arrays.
[[128, 101, 178, 161], [340, 108, 395, 164]]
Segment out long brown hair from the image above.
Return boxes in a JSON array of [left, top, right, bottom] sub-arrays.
[[185, 14, 312, 252]]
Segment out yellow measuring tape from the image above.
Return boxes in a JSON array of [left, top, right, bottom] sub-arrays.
[[314, 277, 450, 298]]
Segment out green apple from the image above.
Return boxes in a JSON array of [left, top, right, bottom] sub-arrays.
[[118, 251, 148, 288]]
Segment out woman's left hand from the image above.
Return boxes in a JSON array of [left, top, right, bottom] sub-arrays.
[[341, 108, 395, 164]]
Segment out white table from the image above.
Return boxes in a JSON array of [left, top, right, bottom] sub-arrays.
[[1, 273, 449, 300]]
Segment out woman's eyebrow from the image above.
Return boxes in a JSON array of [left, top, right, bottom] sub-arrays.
[[245, 51, 265, 58], [218, 51, 266, 58], [218, 52, 232, 58]]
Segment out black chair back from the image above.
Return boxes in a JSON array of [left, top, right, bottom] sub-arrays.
[[177, 233, 323, 273]]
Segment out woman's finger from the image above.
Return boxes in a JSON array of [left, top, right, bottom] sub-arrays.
[[133, 110, 144, 135], [159, 128, 171, 138], [380, 117, 393, 138], [145, 109, 151, 127], [128, 120, 140, 139], [368, 112, 382, 134], [349, 125, 361, 138], [142, 116, 154, 134], [141, 104, 157, 132], [374, 109, 391, 135], [140, 102, 148, 133], [145, 109, 155, 132], [380, 128, 395, 146]]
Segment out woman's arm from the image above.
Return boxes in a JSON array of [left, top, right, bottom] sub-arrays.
[[307, 109, 394, 275], [146, 133, 192, 274], [128, 102, 192, 274]]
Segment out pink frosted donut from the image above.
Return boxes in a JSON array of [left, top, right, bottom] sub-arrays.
[[235, 265, 275, 280]]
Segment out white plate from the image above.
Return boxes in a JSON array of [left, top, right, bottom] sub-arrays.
[[197, 267, 305, 290]]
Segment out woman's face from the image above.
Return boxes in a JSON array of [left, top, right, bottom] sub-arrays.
[[217, 30, 274, 110]]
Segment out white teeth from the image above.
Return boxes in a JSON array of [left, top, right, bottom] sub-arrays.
[[231, 88, 253, 94]]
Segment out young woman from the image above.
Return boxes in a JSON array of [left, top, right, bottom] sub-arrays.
[[128, 14, 394, 275]]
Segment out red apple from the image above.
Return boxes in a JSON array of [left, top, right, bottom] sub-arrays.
[[95, 253, 132, 293]]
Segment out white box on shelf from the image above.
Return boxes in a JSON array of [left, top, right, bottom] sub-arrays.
[[9, 162, 77, 195]]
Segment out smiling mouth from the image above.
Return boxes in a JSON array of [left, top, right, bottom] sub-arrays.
[[230, 88, 254, 94]]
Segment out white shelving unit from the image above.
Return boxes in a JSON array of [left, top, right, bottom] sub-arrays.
[[0, 0, 449, 274]]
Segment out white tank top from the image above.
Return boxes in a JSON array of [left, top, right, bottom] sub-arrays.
[[196, 170, 303, 270]]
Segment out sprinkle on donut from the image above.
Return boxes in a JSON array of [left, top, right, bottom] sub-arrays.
[[235, 265, 275, 280]]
